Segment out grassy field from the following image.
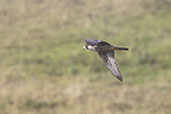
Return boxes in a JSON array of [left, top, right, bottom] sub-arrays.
[[0, 0, 171, 114]]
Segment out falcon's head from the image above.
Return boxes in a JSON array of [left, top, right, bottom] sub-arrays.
[[83, 39, 100, 51]]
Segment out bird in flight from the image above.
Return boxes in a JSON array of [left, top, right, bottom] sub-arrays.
[[83, 39, 128, 82]]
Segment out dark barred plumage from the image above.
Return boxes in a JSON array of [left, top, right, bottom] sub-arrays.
[[83, 39, 128, 82]]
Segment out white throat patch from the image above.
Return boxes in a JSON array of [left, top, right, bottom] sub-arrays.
[[87, 45, 96, 51]]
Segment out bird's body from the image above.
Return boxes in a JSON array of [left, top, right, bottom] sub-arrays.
[[83, 39, 128, 82]]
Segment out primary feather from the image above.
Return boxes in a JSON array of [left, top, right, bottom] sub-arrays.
[[98, 51, 123, 81]]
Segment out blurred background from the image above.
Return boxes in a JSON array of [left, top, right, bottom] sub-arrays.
[[0, 0, 171, 114]]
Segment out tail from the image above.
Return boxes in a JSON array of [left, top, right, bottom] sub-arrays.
[[112, 46, 129, 51]]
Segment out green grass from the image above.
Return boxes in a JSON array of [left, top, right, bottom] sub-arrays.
[[0, 0, 171, 114]]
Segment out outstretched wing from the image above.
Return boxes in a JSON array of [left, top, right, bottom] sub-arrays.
[[85, 39, 101, 46], [98, 51, 123, 82]]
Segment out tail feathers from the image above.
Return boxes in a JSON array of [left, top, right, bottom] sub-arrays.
[[113, 46, 129, 51]]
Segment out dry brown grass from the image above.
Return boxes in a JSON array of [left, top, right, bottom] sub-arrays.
[[0, 0, 171, 114], [0, 75, 171, 114]]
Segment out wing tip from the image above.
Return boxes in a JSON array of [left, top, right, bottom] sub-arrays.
[[117, 76, 123, 82]]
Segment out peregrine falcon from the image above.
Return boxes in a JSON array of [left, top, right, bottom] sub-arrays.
[[83, 39, 128, 82]]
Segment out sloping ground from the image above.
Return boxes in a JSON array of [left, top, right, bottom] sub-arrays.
[[0, 0, 171, 114]]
